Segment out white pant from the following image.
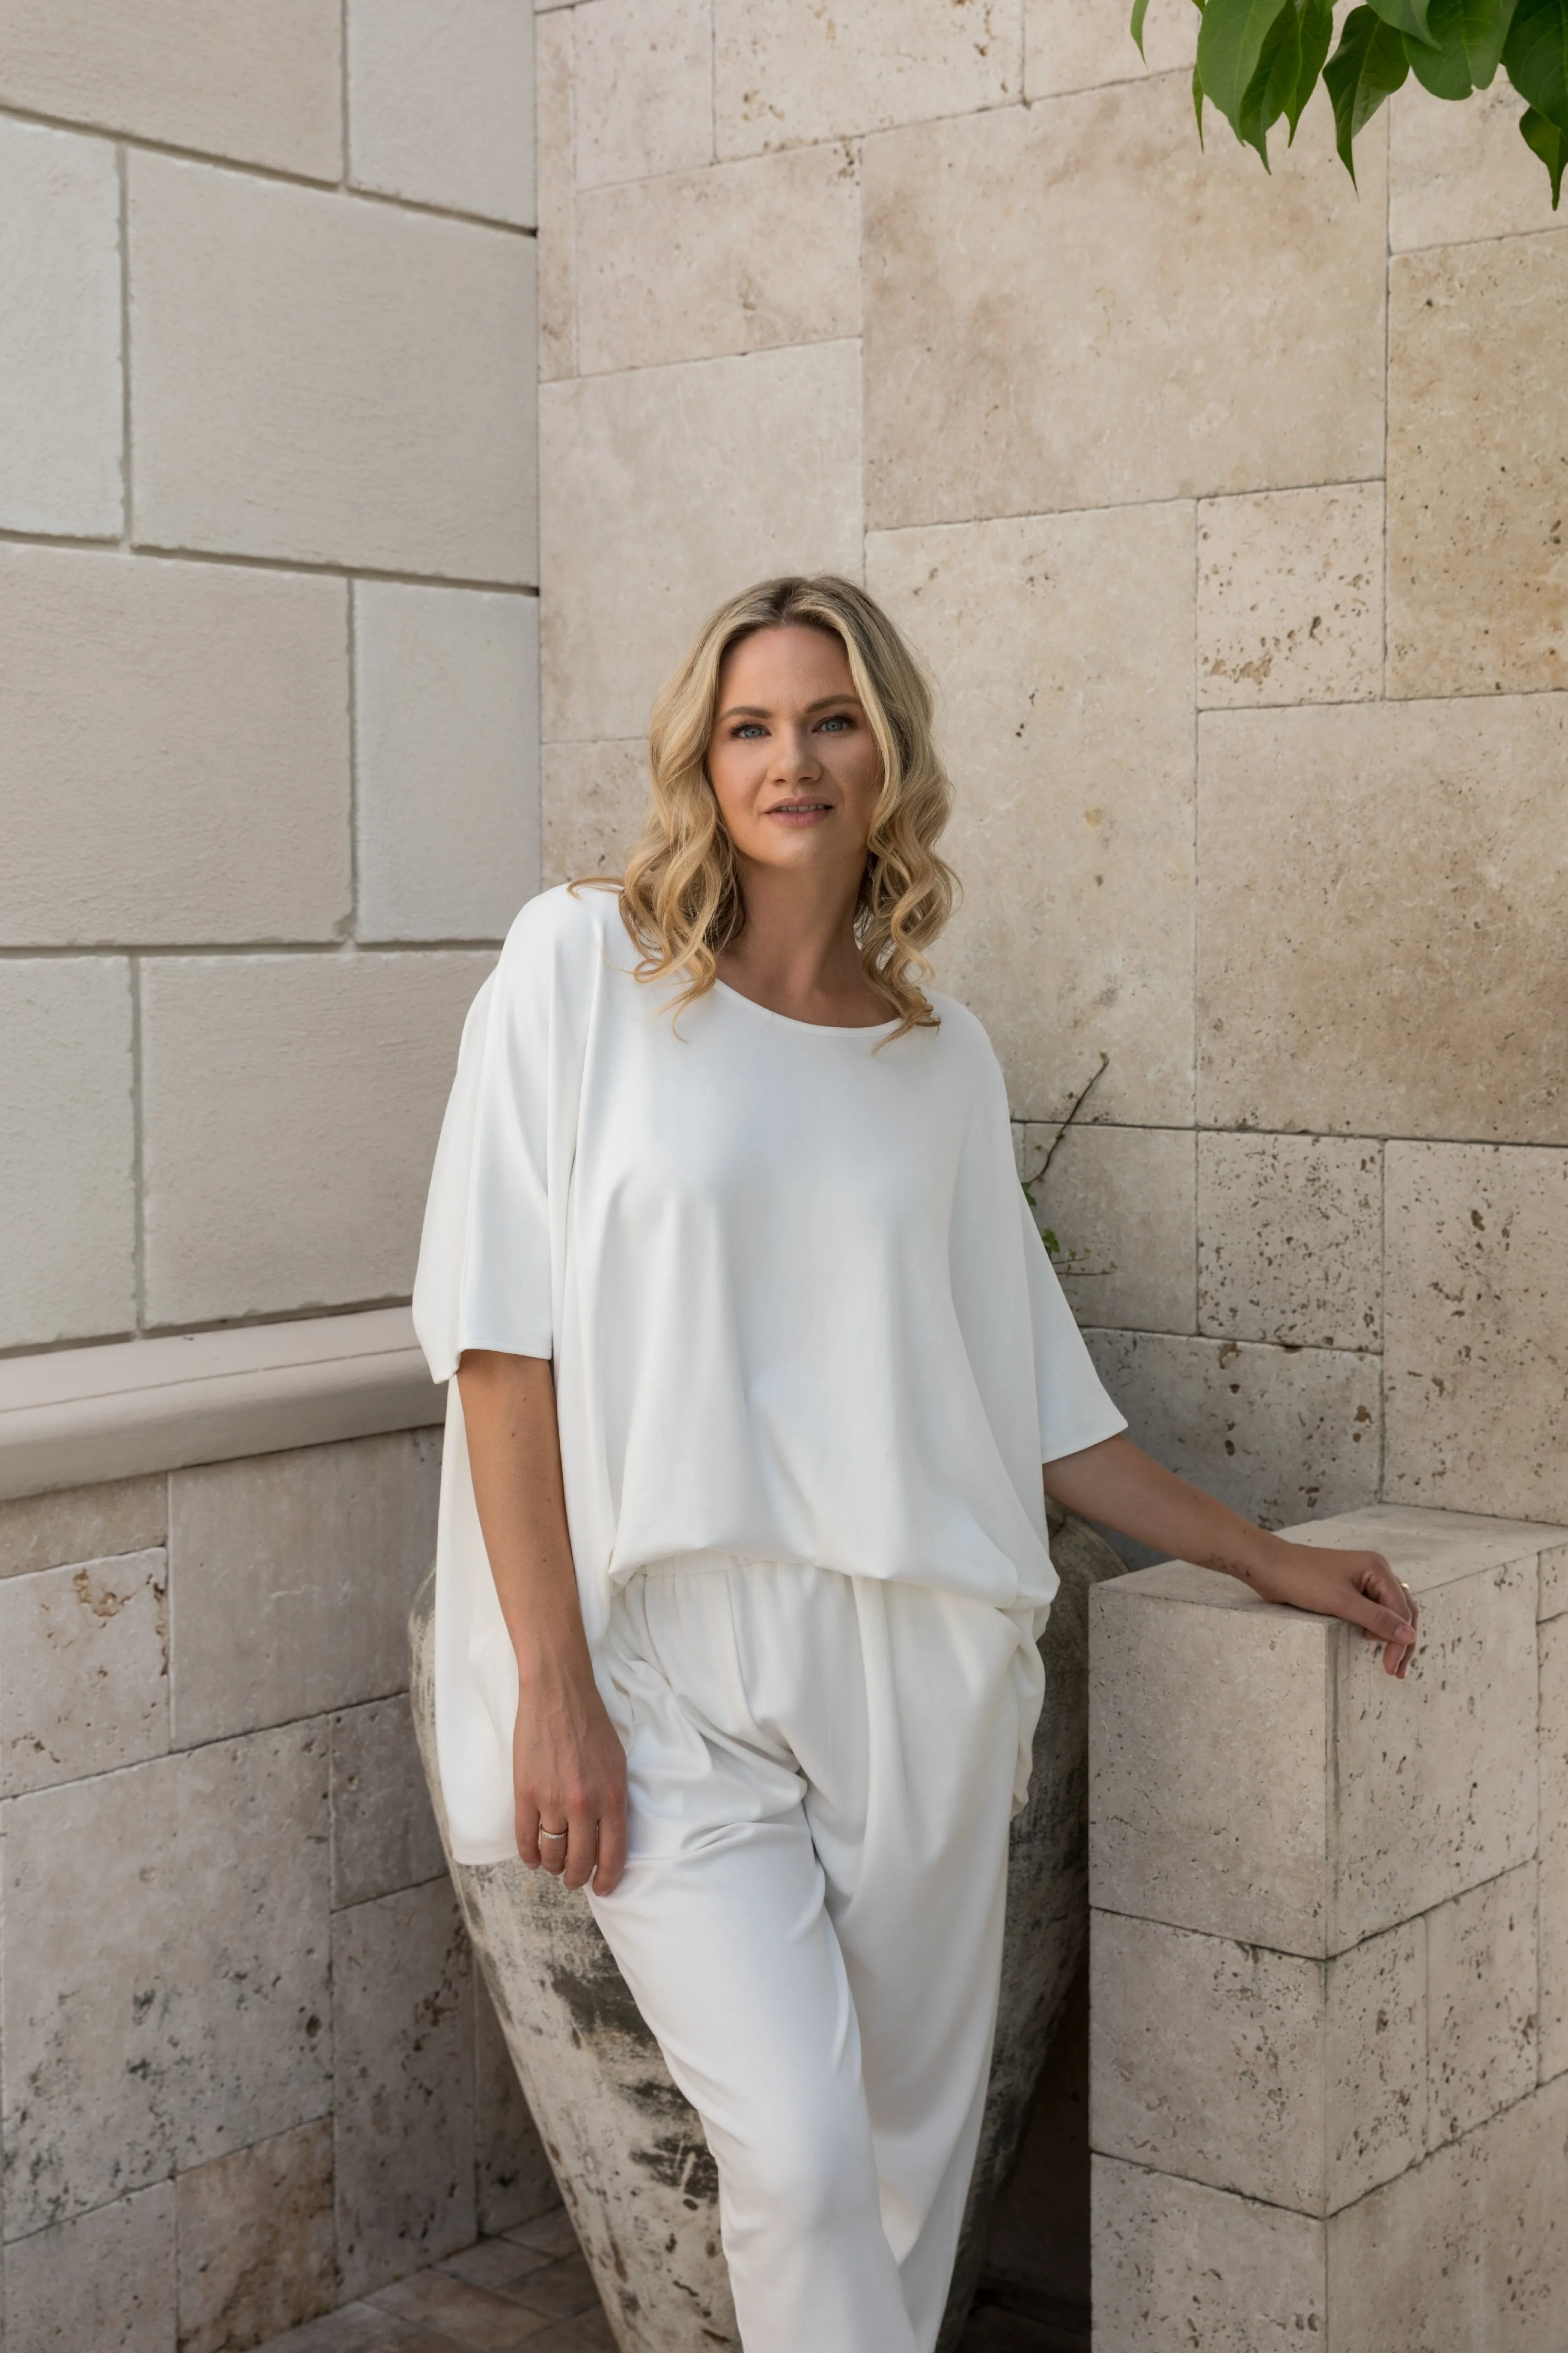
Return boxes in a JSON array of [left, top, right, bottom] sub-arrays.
[[586, 1556, 1024, 2353]]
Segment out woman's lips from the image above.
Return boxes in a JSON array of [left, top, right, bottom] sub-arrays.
[[766, 801, 833, 825]]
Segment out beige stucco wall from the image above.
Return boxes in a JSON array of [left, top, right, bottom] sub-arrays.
[[536, 0, 1568, 1551]]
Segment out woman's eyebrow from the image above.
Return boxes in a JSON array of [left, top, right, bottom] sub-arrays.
[[716, 695, 864, 721]]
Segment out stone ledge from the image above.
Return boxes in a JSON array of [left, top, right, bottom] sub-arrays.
[[0, 1309, 442, 1502]]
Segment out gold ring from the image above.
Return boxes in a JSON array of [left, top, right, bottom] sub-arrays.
[[539, 1827, 568, 1843]]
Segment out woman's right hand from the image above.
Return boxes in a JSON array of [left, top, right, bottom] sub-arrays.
[[512, 1652, 628, 1895]]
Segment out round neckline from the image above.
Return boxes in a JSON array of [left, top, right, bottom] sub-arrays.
[[712, 977, 901, 1037]]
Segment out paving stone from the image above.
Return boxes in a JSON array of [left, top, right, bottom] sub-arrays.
[[370, 2268, 549, 2347], [0, 1475, 166, 1583], [348, 0, 534, 227], [0, 1547, 168, 1798], [503, 2209, 575, 2259], [438, 2239, 553, 2291], [507, 2253, 598, 2321], [176, 2118, 336, 2353], [2, 2179, 175, 2353], [0, 115, 120, 537]]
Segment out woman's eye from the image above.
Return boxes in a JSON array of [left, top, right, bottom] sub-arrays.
[[818, 715, 851, 732], [733, 723, 766, 739]]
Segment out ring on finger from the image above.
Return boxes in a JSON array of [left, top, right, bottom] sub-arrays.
[[539, 1826, 568, 1848]]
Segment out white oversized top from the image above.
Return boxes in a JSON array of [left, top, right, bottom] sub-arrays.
[[413, 882, 1127, 1861]]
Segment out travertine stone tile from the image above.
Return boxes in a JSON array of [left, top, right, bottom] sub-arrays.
[[536, 8, 576, 380], [1198, 1133, 1382, 1351], [1428, 1864, 1539, 2146], [867, 504, 1195, 1127], [1197, 485, 1382, 708], [0, 0, 342, 178], [1326, 2072, 1568, 2352], [1197, 699, 1568, 1143], [1090, 1910, 1326, 2211], [0, 117, 120, 537], [1333, 1555, 1538, 1946], [1092, 2155, 1326, 2350], [1279, 1503, 1568, 1597], [1083, 1331, 1379, 1539], [3, 1728, 331, 2234], [716, 0, 1021, 155], [1016, 1124, 1195, 1334], [333, 1879, 476, 2298], [141, 951, 492, 1325], [0, 547, 350, 944], [540, 343, 861, 741], [541, 742, 649, 889], [1539, 1619, 1566, 2082], [0, 959, 134, 1350], [170, 1433, 440, 1747], [241, 2300, 422, 2353], [1543, 1545, 1568, 1623], [475, 1976, 557, 2236], [573, 0, 713, 188], [1390, 77, 1564, 257], [177, 2118, 335, 2353], [3, 2180, 176, 2352], [1384, 1143, 1568, 1520], [348, 0, 535, 226], [1025, 0, 1196, 95], [862, 79, 1385, 529], [0, 1548, 168, 1798], [331, 1692, 445, 1908], [1388, 236, 1568, 697], [1326, 1919, 1428, 2208], [129, 153, 537, 581], [1090, 1567, 1333, 1953], [578, 143, 859, 375], [355, 583, 539, 943], [0, 1474, 166, 1582]]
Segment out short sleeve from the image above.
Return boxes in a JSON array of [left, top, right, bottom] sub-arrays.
[[412, 898, 570, 1383], [1017, 1183, 1129, 1464]]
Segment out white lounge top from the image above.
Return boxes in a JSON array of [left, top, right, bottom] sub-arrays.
[[413, 882, 1128, 1861]]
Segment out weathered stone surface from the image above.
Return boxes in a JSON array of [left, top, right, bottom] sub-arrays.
[[1427, 1864, 1539, 2147], [1390, 73, 1565, 251], [1197, 484, 1382, 708], [0, 116, 120, 537], [176, 2118, 336, 2353], [3, 2179, 176, 2352], [129, 152, 537, 580], [535, 7, 575, 381], [1017, 1123, 1195, 1334], [540, 343, 861, 742], [577, 143, 859, 375], [0, 546, 350, 945], [1090, 1565, 1332, 1953], [716, 0, 1022, 154], [170, 1432, 440, 1747], [140, 951, 492, 1325], [1384, 1143, 1568, 1521], [1197, 698, 1568, 1144], [3, 1727, 331, 2234], [862, 79, 1385, 529], [0, 0, 342, 177], [1197, 1132, 1382, 1351], [1326, 1919, 1428, 2209], [573, 0, 713, 187], [1543, 1544, 1568, 1624], [331, 1692, 446, 1909], [0, 1474, 166, 1583], [1092, 2155, 1326, 2351], [332, 1878, 476, 2299], [866, 502, 1195, 1127], [0, 1548, 168, 1798], [1280, 1503, 1566, 1596], [348, 0, 535, 227], [1083, 1331, 1379, 1539], [1388, 235, 1568, 698], [475, 1975, 558, 2237], [355, 582, 539, 943], [541, 743, 648, 891], [1327, 2072, 1568, 2352], [1025, 0, 1195, 95], [0, 958, 134, 1350], [1540, 1618, 1567, 2084]]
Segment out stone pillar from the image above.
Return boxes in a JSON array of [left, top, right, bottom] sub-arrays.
[[1088, 1502, 1568, 2352]]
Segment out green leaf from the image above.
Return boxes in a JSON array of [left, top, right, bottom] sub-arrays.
[[1324, 4, 1413, 177], [1366, 0, 1439, 43], [1194, 52, 1208, 136], [1237, 0, 1306, 160], [1521, 98, 1567, 196], [1409, 0, 1520, 93], [1131, 0, 1151, 56], [1197, 0, 1298, 131], [1289, 0, 1337, 131], [1504, 0, 1568, 133]]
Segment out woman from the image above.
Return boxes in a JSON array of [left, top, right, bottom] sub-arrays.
[[412, 574, 1418, 2353]]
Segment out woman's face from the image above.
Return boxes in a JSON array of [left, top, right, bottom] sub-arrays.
[[705, 625, 883, 878]]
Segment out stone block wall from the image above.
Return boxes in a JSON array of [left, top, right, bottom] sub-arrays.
[[534, 0, 1568, 1550], [0, 1437, 553, 2351], [1089, 1502, 1568, 2350]]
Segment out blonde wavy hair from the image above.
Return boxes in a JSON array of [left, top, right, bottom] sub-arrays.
[[572, 575, 957, 1044]]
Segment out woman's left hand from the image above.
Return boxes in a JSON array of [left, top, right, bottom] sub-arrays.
[[1244, 1539, 1420, 1677]]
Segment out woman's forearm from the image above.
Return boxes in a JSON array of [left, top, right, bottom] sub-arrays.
[[456, 1347, 590, 1672], [1040, 1432, 1284, 1584]]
